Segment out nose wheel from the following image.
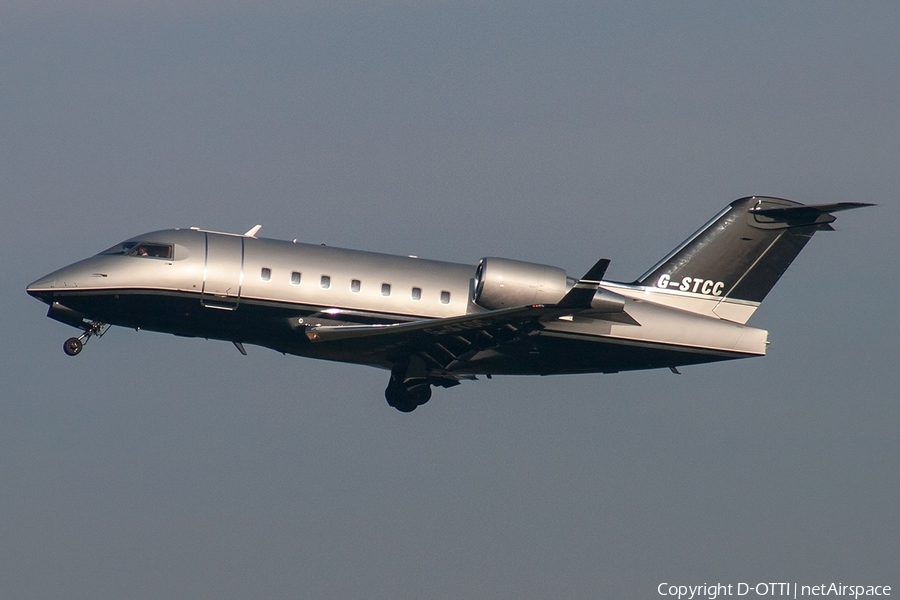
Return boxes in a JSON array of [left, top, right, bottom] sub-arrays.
[[62, 321, 109, 356], [63, 337, 83, 356]]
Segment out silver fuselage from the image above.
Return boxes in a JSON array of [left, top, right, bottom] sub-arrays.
[[27, 227, 768, 376]]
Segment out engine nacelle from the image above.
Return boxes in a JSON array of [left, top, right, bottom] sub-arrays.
[[473, 257, 570, 309]]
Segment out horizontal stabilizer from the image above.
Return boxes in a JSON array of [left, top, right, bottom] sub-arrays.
[[749, 202, 875, 229]]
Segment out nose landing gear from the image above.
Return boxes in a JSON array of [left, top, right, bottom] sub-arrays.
[[47, 302, 109, 357], [63, 320, 109, 356]]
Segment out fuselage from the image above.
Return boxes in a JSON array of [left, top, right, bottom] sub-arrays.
[[27, 227, 768, 376]]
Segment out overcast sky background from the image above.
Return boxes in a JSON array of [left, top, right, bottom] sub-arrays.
[[2, 2, 898, 599]]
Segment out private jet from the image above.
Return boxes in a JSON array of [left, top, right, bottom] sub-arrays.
[[27, 197, 871, 411]]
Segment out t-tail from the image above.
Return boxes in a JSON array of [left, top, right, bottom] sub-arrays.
[[627, 196, 873, 324]]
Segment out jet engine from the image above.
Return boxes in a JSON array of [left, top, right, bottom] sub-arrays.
[[473, 257, 571, 309]]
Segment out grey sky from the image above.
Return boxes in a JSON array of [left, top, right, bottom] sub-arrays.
[[2, 2, 898, 598]]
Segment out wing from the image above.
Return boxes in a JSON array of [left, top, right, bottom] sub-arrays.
[[306, 304, 552, 385]]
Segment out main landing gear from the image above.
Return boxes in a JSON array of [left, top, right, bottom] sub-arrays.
[[384, 360, 433, 413], [63, 320, 109, 356], [385, 381, 432, 413]]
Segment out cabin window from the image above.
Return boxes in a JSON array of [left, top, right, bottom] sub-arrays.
[[290, 271, 301, 285], [260, 267, 272, 281], [381, 283, 391, 297], [411, 287, 422, 301], [320, 275, 331, 289], [440, 291, 451, 304], [350, 279, 361, 293]]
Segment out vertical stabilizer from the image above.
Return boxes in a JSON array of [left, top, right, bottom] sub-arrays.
[[631, 197, 872, 323]]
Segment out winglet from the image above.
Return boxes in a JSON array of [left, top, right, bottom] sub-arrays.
[[243, 225, 262, 238], [556, 259, 610, 309]]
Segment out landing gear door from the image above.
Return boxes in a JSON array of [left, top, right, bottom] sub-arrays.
[[201, 233, 243, 310]]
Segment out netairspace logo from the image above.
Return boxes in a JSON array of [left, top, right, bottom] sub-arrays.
[[657, 582, 892, 600]]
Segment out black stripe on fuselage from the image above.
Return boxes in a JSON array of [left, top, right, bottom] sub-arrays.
[[37, 286, 759, 375]]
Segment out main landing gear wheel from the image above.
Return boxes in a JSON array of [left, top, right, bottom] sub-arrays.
[[63, 337, 83, 356], [385, 359, 434, 412], [385, 384, 432, 413]]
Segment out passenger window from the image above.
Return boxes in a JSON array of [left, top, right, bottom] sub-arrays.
[[320, 275, 331, 289], [350, 279, 361, 293], [381, 283, 391, 297], [261, 267, 272, 281], [440, 291, 451, 304], [411, 287, 422, 301], [291, 272, 301, 285]]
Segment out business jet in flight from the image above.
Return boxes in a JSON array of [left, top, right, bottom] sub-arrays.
[[27, 196, 870, 411]]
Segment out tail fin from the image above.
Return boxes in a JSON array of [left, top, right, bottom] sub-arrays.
[[634, 196, 872, 323]]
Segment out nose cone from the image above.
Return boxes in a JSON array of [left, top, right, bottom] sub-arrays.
[[26, 274, 58, 303], [26, 258, 101, 304]]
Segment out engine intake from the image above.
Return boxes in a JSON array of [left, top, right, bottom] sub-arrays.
[[473, 258, 570, 309]]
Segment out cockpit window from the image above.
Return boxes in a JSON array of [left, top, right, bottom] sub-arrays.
[[126, 243, 173, 259], [100, 241, 176, 260], [100, 241, 174, 259], [100, 241, 139, 255]]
